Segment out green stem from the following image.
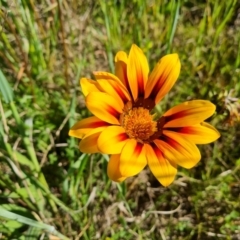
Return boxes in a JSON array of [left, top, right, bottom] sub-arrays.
[[9, 101, 58, 213]]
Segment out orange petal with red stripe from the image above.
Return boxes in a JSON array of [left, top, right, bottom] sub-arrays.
[[79, 127, 106, 153], [97, 79, 131, 104], [174, 122, 220, 144], [98, 126, 129, 154], [69, 116, 110, 139], [86, 92, 123, 125], [145, 54, 180, 104], [163, 100, 216, 128], [119, 139, 147, 177], [115, 51, 129, 91], [154, 131, 201, 169], [127, 44, 149, 100], [93, 71, 122, 84], [80, 78, 100, 96], [146, 144, 177, 187], [108, 154, 127, 182]]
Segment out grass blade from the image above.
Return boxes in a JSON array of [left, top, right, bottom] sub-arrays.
[[0, 70, 13, 103]]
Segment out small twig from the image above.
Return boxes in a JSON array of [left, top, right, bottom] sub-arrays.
[[206, 232, 226, 238], [75, 221, 90, 240], [55, 113, 70, 137], [147, 202, 182, 215], [159, 228, 167, 240], [40, 130, 55, 167]]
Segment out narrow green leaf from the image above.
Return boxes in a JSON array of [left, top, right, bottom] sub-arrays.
[[24, 227, 42, 240], [12, 150, 35, 171], [0, 207, 70, 240], [0, 70, 13, 103]]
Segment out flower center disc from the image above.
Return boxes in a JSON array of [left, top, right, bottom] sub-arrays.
[[121, 107, 157, 142]]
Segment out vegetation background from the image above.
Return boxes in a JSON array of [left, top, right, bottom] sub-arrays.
[[0, 0, 239, 239]]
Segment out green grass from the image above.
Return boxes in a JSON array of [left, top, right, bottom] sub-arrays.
[[0, 0, 240, 239]]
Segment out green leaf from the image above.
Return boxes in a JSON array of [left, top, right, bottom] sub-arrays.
[[24, 226, 42, 240], [7, 186, 41, 201], [0, 207, 70, 240], [0, 69, 13, 103], [1, 220, 23, 229], [12, 150, 35, 171]]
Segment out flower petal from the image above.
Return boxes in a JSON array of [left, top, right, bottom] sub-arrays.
[[69, 116, 110, 139], [98, 126, 129, 154], [145, 54, 180, 103], [108, 155, 127, 182], [115, 51, 129, 90], [174, 122, 220, 144], [127, 44, 149, 100], [79, 127, 106, 153], [86, 92, 123, 125], [80, 78, 100, 96], [145, 144, 177, 187], [97, 79, 131, 104], [93, 71, 122, 83], [163, 100, 216, 128], [155, 130, 201, 169], [119, 139, 147, 177]]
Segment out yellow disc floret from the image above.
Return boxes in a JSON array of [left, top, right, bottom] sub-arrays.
[[121, 107, 157, 142]]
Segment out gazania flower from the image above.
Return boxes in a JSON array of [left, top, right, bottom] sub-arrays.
[[69, 44, 220, 187]]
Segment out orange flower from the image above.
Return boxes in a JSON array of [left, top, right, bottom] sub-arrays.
[[69, 44, 220, 186]]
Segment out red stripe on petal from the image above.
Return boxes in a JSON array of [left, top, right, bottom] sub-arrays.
[[138, 74, 145, 97], [171, 123, 220, 144], [86, 92, 122, 124], [145, 54, 180, 104], [165, 111, 185, 122], [152, 143, 162, 156], [114, 85, 130, 103], [151, 143, 166, 163], [177, 126, 196, 134], [164, 136, 179, 149], [117, 132, 128, 141], [149, 75, 166, 100], [163, 100, 216, 128], [135, 142, 143, 155], [158, 131, 201, 169], [127, 45, 149, 100], [119, 139, 147, 177], [98, 126, 128, 154], [107, 106, 121, 118], [159, 135, 179, 150], [90, 121, 110, 128], [146, 143, 177, 187], [123, 70, 130, 93]]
